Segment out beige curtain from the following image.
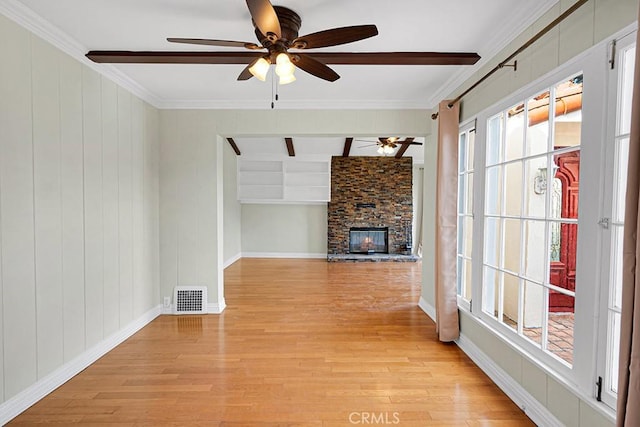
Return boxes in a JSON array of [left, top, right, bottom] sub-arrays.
[[435, 100, 460, 342], [617, 14, 640, 426]]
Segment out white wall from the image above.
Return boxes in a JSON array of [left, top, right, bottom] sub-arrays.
[[0, 13, 160, 405], [241, 204, 328, 256], [421, 1, 639, 426], [223, 142, 242, 266]]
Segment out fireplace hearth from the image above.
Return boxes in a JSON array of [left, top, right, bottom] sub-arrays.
[[349, 227, 388, 254]]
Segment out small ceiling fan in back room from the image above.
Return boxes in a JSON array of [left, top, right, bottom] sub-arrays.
[[356, 137, 423, 155], [86, 0, 481, 84]]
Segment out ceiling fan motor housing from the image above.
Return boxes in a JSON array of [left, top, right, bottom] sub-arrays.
[[255, 6, 302, 47]]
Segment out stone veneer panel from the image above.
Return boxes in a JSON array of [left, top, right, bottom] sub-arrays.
[[328, 156, 413, 255]]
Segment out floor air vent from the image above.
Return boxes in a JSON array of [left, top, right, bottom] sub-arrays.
[[173, 286, 207, 314]]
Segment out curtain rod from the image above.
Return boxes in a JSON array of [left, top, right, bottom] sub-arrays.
[[432, 0, 590, 120]]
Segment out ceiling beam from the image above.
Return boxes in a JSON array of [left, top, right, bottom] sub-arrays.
[[226, 137, 241, 156], [394, 137, 415, 159], [342, 137, 353, 157], [86, 51, 481, 66], [285, 137, 295, 157]]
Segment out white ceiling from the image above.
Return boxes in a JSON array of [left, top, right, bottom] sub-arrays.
[[2, 0, 559, 110], [0, 0, 558, 162]]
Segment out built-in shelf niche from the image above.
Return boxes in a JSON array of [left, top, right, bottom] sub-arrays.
[[238, 159, 330, 203]]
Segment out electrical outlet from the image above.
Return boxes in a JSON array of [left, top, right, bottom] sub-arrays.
[[163, 297, 170, 308]]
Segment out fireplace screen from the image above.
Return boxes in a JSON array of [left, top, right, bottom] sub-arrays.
[[349, 227, 388, 254]]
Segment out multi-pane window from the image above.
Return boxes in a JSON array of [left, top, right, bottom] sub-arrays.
[[457, 31, 636, 413], [457, 126, 475, 306], [482, 74, 583, 366]]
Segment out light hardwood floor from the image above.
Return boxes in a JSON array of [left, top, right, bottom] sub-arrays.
[[9, 258, 534, 426]]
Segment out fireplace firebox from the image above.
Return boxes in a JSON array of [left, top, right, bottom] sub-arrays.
[[349, 227, 388, 254]]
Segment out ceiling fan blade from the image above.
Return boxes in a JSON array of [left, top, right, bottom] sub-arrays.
[[237, 61, 256, 81], [167, 38, 262, 50], [291, 54, 340, 82], [246, 0, 281, 39], [305, 52, 481, 65], [292, 25, 378, 49], [86, 51, 263, 64]]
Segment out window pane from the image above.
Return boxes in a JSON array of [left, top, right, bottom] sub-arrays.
[[526, 90, 551, 157], [457, 255, 464, 295], [547, 294, 574, 365], [550, 149, 580, 220], [463, 259, 473, 302], [609, 311, 621, 393], [464, 216, 473, 258], [523, 281, 544, 346], [483, 267, 500, 318], [522, 220, 547, 283], [614, 137, 629, 223], [549, 221, 578, 294], [620, 47, 635, 135], [466, 173, 474, 215], [485, 166, 503, 215], [503, 272, 520, 332], [612, 225, 624, 310], [553, 75, 583, 149], [503, 218, 521, 274], [487, 114, 503, 165], [505, 161, 523, 216], [457, 216, 464, 255], [484, 217, 502, 268], [523, 156, 548, 219], [458, 177, 465, 215], [506, 108, 525, 161], [468, 131, 475, 170], [459, 132, 467, 173]]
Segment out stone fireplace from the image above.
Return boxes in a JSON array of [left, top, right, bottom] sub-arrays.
[[328, 156, 414, 259]]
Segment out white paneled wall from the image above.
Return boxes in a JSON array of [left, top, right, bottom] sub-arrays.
[[0, 14, 160, 404]]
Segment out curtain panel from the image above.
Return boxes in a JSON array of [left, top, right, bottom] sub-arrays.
[[617, 9, 640, 426], [435, 100, 460, 342]]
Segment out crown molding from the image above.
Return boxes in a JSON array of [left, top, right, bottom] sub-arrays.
[[0, 0, 163, 107], [426, 0, 560, 108], [159, 98, 431, 110]]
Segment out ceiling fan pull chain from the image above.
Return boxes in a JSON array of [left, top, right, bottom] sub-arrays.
[[271, 70, 275, 109]]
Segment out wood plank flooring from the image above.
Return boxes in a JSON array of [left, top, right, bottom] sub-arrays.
[[9, 258, 534, 426]]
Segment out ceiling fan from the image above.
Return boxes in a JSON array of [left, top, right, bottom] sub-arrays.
[[357, 137, 423, 155], [85, 0, 481, 83]]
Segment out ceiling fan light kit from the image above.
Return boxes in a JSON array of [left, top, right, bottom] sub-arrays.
[[248, 57, 270, 81]]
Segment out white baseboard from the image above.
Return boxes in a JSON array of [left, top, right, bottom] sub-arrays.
[[224, 253, 242, 269], [0, 305, 162, 426], [161, 299, 227, 315], [208, 299, 226, 314], [456, 333, 563, 427], [418, 296, 436, 322], [242, 252, 327, 259]]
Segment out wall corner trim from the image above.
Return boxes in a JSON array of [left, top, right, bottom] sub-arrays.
[[418, 296, 436, 322], [0, 305, 163, 425], [456, 333, 563, 427], [208, 300, 226, 314], [224, 253, 242, 269]]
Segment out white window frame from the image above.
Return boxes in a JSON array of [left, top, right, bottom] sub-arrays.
[[457, 121, 476, 310], [596, 31, 637, 409], [462, 36, 612, 398]]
